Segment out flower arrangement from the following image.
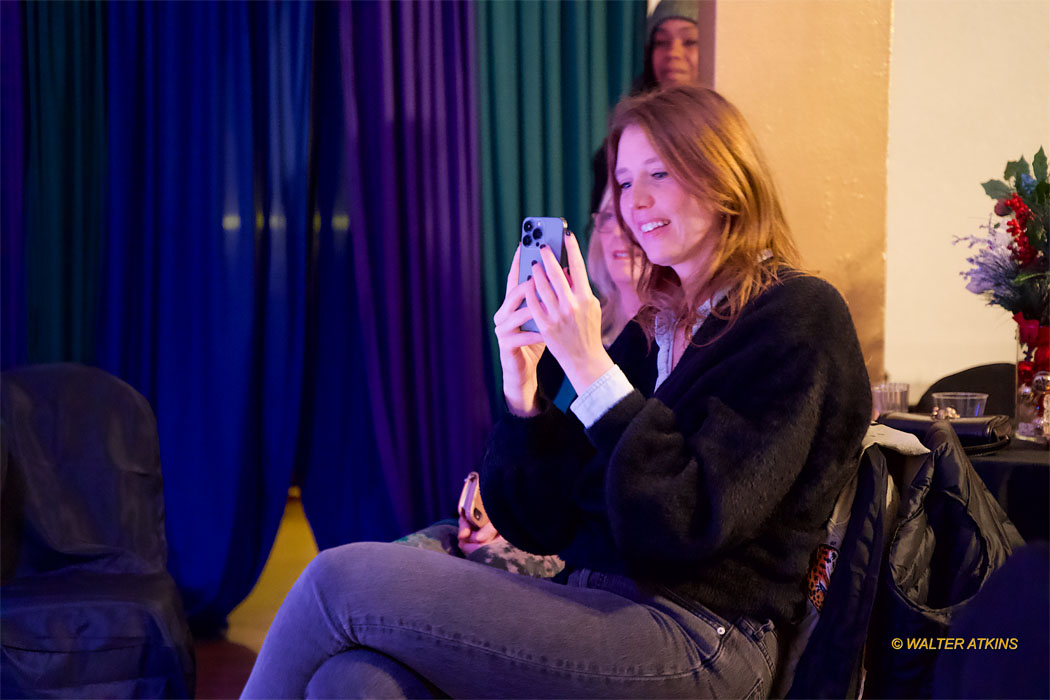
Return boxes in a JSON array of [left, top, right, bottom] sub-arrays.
[[956, 147, 1048, 327], [957, 148, 1049, 440]]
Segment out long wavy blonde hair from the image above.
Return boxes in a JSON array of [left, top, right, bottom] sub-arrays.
[[586, 143, 640, 345], [587, 217, 632, 345], [606, 85, 801, 343]]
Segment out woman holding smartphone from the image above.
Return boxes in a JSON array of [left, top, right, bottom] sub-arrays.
[[395, 147, 643, 575], [242, 85, 870, 699]]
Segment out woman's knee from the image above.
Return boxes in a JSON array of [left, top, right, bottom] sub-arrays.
[[298, 541, 456, 609], [301, 542, 392, 588]]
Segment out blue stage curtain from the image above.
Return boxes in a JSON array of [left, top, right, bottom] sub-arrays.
[[1, 1, 26, 370], [330, 0, 491, 539], [100, 1, 313, 634]]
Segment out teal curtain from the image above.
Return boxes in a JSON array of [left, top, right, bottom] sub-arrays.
[[476, 0, 646, 408], [23, 1, 107, 364]]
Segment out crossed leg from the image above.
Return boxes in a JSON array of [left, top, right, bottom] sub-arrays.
[[241, 542, 774, 699]]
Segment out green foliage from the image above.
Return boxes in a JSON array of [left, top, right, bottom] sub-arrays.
[[982, 179, 1014, 199], [1014, 276, 1050, 326], [1036, 180, 1050, 205], [1004, 156, 1030, 182], [1014, 270, 1050, 286], [1034, 146, 1048, 183]]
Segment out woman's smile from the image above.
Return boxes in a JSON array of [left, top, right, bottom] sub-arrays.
[[639, 219, 670, 234]]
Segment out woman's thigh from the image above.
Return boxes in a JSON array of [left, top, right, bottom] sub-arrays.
[[306, 648, 445, 699], [268, 541, 772, 699]]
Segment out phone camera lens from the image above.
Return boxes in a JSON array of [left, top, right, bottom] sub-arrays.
[[523, 220, 534, 233], [533, 226, 543, 240], [522, 235, 532, 247]]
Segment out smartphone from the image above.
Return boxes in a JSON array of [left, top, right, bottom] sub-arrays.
[[517, 216, 569, 332], [457, 471, 489, 529]]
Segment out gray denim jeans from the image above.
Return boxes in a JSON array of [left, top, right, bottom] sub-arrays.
[[240, 542, 778, 699]]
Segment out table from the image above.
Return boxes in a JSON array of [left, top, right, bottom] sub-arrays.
[[970, 443, 1049, 543]]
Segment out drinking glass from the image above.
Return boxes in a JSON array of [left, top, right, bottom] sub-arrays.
[[872, 382, 909, 418], [931, 392, 988, 419]]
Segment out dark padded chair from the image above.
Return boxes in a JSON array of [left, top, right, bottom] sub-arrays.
[[1, 363, 195, 698], [914, 363, 1015, 417], [866, 423, 1023, 698], [782, 440, 896, 698], [784, 421, 1024, 698]]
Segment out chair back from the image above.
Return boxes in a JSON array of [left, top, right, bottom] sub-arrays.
[[1, 363, 168, 579], [781, 443, 890, 698], [780, 424, 932, 698]]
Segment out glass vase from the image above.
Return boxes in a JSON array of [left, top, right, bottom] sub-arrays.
[[1015, 320, 1050, 445]]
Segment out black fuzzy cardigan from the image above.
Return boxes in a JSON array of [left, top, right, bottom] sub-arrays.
[[481, 273, 872, 626]]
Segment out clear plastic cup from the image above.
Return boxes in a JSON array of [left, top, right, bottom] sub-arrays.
[[931, 392, 988, 419], [872, 382, 909, 418]]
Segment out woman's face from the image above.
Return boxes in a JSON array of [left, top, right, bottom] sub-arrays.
[[615, 124, 718, 283], [650, 19, 700, 87], [594, 187, 641, 289]]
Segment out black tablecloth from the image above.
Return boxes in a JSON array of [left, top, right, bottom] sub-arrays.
[[970, 442, 1049, 543]]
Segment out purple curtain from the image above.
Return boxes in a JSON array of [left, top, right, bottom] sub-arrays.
[[1, 1, 25, 369], [327, 0, 487, 534]]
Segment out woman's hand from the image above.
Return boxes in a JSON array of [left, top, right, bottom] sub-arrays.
[[526, 232, 614, 393], [493, 247, 547, 416], [457, 517, 503, 556]]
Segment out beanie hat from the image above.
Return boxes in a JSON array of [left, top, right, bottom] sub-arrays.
[[646, 0, 700, 42]]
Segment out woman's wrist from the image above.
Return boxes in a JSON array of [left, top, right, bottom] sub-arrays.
[[565, 353, 615, 396], [504, 383, 540, 417]]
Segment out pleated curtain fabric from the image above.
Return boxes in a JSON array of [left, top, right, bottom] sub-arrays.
[[99, 1, 315, 633], [321, 0, 489, 544], [22, 1, 107, 365]]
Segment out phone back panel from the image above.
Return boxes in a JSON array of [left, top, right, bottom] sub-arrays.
[[517, 217, 568, 332]]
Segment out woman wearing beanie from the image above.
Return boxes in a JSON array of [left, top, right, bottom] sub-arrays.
[[635, 0, 705, 92]]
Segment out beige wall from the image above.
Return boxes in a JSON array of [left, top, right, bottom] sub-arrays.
[[885, 0, 1050, 399], [714, 0, 892, 382]]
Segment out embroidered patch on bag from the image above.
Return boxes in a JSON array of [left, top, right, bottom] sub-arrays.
[[806, 545, 839, 613]]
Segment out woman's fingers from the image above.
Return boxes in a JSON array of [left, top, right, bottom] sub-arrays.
[[493, 276, 533, 325], [472, 522, 499, 544], [530, 258, 561, 314], [494, 299, 545, 349], [495, 314, 545, 348], [499, 332, 545, 350], [505, 246, 521, 296], [524, 279, 551, 330], [457, 517, 502, 557], [563, 231, 591, 297], [457, 516, 473, 543], [494, 284, 545, 347], [538, 245, 573, 305], [495, 304, 538, 333]]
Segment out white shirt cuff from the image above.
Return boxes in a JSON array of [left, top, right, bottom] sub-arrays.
[[569, 365, 633, 429]]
